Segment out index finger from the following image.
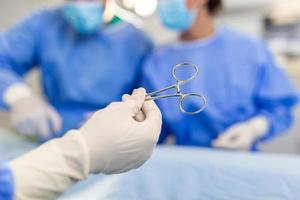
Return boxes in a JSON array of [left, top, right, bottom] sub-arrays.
[[141, 100, 162, 127]]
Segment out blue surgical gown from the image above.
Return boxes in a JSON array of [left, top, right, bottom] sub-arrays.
[[0, 163, 13, 200], [0, 8, 153, 137], [141, 27, 299, 148]]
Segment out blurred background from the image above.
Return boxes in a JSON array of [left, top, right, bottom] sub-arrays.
[[0, 0, 300, 154]]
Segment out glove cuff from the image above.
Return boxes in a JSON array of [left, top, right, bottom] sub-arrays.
[[3, 83, 33, 107], [56, 130, 90, 179], [248, 116, 269, 139]]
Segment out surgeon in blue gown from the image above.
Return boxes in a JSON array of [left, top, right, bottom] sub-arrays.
[[141, 0, 299, 150], [0, 0, 152, 140]]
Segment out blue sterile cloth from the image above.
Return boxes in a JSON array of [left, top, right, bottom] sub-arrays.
[[60, 146, 300, 200], [1, 128, 300, 200]]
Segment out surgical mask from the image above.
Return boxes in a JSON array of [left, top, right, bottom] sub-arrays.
[[62, 1, 104, 35], [157, 0, 196, 31]]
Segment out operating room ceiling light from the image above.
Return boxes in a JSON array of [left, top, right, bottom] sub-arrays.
[[134, 0, 157, 17], [115, 0, 157, 18]]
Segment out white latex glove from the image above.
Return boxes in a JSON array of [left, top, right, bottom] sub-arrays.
[[122, 93, 146, 122], [3, 83, 62, 138], [81, 88, 162, 174], [212, 117, 269, 151], [10, 88, 162, 200]]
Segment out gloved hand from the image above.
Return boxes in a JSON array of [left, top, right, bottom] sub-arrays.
[[10, 88, 162, 200], [4, 83, 62, 139], [212, 117, 269, 150], [9, 95, 62, 139], [80, 88, 162, 174]]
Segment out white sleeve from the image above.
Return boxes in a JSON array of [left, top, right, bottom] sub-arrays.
[[3, 83, 33, 107]]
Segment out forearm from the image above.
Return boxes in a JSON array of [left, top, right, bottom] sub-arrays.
[[9, 131, 90, 200]]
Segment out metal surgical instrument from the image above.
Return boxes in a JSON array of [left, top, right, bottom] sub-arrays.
[[146, 63, 207, 115]]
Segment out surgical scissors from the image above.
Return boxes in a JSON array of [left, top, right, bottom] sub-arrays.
[[146, 63, 207, 115]]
